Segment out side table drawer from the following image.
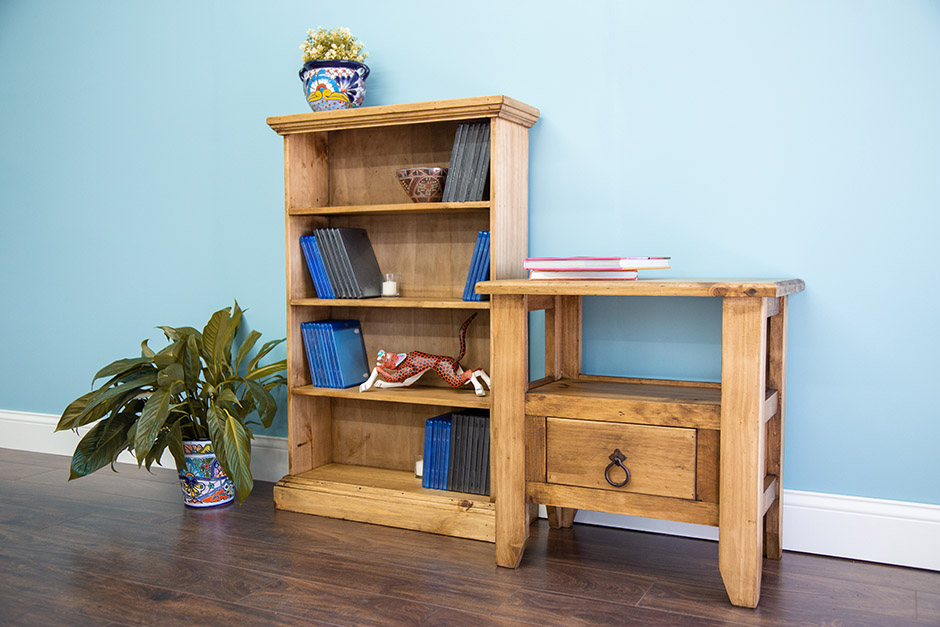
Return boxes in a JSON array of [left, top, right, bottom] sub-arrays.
[[545, 417, 697, 500]]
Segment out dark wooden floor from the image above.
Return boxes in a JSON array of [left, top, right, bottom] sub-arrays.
[[1, 448, 937, 626]]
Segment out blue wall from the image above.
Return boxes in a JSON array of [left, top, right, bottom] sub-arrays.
[[1, 1, 938, 506]]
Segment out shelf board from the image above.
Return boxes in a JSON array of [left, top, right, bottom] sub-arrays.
[[274, 463, 495, 542], [290, 201, 489, 216], [291, 384, 491, 409], [290, 296, 490, 310]]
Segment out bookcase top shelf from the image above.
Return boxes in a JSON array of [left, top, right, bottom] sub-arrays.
[[477, 278, 805, 298], [267, 95, 540, 135], [290, 201, 490, 217]]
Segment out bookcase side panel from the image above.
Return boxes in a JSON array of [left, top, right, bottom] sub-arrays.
[[489, 119, 529, 281], [288, 393, 333, 475], [286, 133, 329, 210], [328, 122, 461, 207]]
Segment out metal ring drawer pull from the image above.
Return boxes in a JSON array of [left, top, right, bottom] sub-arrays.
[[605, 448, 631, 487]]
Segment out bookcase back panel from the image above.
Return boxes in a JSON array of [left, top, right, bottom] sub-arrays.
[[333, 307, 491, 385], [331, 399, 453, 470], [331, 213, 489, 299], [288, 394, 332, 475], [327, 122, 473, 207]]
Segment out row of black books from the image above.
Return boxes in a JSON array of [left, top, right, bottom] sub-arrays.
[[300, 228, 383, 298], [462, 230, 490, 301], [442, 121, 490, 202], [301, 320, 370, 389], [421, 410, 490, 495]]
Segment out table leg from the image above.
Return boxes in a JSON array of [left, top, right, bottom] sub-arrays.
[[764, 297, 788, 559], [719, 297, 768, 608], [492, 294, 528, 568]]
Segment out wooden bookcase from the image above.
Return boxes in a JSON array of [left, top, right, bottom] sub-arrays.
[[266, 96, 539, 542]]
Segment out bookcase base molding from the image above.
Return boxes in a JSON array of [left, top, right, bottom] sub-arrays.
[[477, 278, 804, 608]]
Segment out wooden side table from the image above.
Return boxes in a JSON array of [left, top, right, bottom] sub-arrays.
[[476, 278, 804, 608]]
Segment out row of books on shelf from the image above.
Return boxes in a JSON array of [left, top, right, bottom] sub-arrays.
[[300, 228, 384, 299], [442, 121, 490, 203], [301, 320, 370, 389], [300, 228, 491, 300], [422, 411, 490, 495], [524, 256, 671, 280], [462, 231, 490, 301]]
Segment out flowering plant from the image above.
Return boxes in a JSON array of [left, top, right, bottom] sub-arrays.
[[301, 27, 368, 63]]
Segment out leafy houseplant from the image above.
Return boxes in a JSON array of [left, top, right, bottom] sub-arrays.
[[55, 303, 286, 504], [299, 26, 370, 112]]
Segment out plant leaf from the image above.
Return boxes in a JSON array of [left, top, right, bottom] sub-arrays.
[[245, 338, 285, 372], [92, 357, 153, 384], [202, 307, 231, 367], [59, 370, 156, 431], [68, 412, 136, 480], [134, 386, 173, 464], [234, 330, 261, 372], [244, 379, 277, 428], [57, 390, 98, 431], [245, 360, 287, 382], [141, 339, 155, 359], [166, 420, 186, 471], [221, 414, 252, 503]]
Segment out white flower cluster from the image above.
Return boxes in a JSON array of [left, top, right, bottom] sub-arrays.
[[301, 27, 368, 63]]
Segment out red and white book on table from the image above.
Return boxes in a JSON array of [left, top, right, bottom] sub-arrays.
[[523, 256, 671, 271]]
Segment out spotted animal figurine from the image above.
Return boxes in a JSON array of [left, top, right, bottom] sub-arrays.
[[358, 313, 491, 396]]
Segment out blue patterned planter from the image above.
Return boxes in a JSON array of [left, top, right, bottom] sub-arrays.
[[178, 440, 235, 507], [299, 60, 370, 112]]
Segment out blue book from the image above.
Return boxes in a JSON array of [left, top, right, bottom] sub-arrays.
[[472, 231, 491, 302], [309, 234, 336, 299], [300, 322, 321, 387], [421, 416, 435, 490], [326, 320, 370, 388], [440, 417, 452, 490], [462, 231, 485, 301]]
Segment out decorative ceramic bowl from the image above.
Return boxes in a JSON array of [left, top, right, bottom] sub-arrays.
[[396, 167, 448, 203], [299, 60, 370, 112]]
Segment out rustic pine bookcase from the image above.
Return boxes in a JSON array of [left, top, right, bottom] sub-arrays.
[[266, 96, 539, 543]]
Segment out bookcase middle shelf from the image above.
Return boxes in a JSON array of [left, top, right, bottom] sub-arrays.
[[291, 383, 491, 409], [289, 201, 490, 217]]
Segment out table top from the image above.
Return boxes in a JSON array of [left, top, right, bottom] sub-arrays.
[[476, 278, 804, 298]]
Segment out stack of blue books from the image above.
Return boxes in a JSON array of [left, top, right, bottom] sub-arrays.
[[301, 320, 370, 389], [462, 230, 490, 301], [421, 410, 490, 495]]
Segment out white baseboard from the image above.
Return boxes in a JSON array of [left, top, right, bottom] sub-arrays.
[[3, 409, 937, 571], [0, 409, 288, 483]]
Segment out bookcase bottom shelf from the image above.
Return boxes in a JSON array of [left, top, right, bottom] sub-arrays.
[[273, 463, 496, 543]]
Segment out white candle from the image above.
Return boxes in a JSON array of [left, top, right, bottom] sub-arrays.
[[382, 280, 398, 296]]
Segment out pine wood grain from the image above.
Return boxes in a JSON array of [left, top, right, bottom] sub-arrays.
[[477, 278, 806, 298]]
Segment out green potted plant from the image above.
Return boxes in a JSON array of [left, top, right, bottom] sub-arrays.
[[55, 302, 286, 506], [299, 26, 370, 112]]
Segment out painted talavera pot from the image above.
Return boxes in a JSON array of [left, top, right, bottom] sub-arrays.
[[178, 440, 235, 507], [300, 60, 370, 112]]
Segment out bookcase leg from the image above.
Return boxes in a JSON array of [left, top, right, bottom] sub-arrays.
[[492, 294, 528, 568], [719, 297, 768, 608]]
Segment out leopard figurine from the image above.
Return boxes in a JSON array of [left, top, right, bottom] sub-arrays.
[[358, 313, 491, 396]]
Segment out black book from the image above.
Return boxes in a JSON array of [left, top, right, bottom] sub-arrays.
[[336, 227, 383, 298], [482, 412, 491, 495], [447, 411, 460, 491], [442, 124, 467, 202], [468, 122, 491, 202], [314, 228, 344, 298]]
